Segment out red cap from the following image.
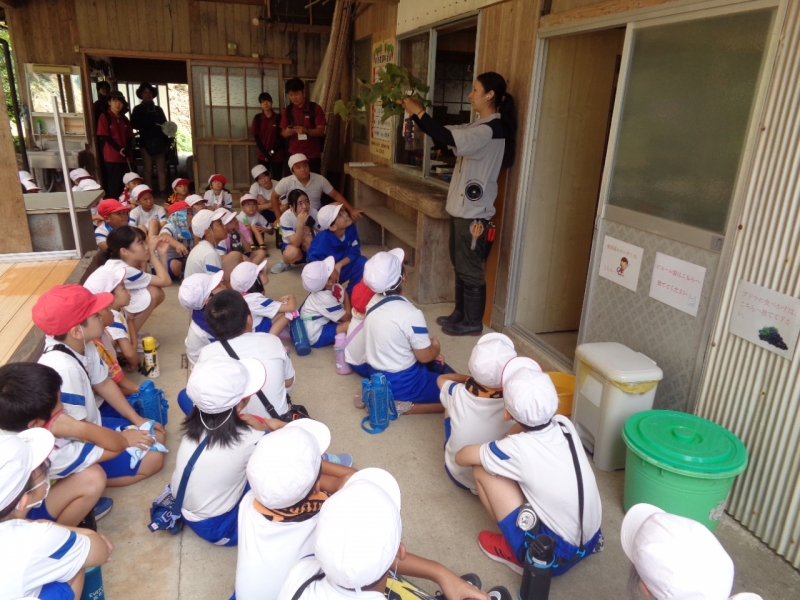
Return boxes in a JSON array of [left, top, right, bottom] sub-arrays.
[[32, 285, 114, 336], [350, 281, 376, 315], [97, 199, 130, 218], [167, 201, 190, 216], [172, 178, 190, 189], [208, 174, 227, 186]]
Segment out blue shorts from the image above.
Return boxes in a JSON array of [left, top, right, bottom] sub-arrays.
[[185, 484, 249, 547], [99, 401, 125, 420], [38, 581, 74, 600], [178, 388, 193, 416], [281, 243, 307, 263], [99, 415, 142, 479], [497, 506, 603, 576], [349, 362, 371, 378], [168, 257, 186, 280], [378, 360, 453, 403], [312, 321, 338, 348], [27, 499, 55, 521], [254, 317, 273, 333], [443, 417, 470, 490]]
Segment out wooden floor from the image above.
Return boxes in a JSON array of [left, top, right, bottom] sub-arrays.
[[0, 260, 79, 365]]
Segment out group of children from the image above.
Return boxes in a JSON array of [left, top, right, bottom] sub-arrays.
[[1, 155, 763, 600]]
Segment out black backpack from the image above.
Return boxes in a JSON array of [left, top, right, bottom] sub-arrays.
[[286, 101, 326, 152]]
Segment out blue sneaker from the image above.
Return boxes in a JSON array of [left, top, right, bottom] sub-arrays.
[[92, 497, 113, 521], [322, 452, 353, 468]]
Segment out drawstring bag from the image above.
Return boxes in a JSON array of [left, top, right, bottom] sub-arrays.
[[361, 373, 397, 434]]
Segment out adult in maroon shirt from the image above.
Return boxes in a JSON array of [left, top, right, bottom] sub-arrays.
[[251, 92, 285, 180], [280, 78, 326, 174], [96, 90, 134, 199]]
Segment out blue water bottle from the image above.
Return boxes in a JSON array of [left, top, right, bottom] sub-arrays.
[[80, 565, 105, 600], [129, 380, 169, 425]]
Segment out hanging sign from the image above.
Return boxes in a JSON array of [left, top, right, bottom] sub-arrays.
[[599, 235, 644, 292], [729, 280, 800, 360], [648, 253, 706, 317], [370, 38, 395, 159]]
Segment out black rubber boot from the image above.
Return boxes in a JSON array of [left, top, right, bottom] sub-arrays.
[[437, 278, 465, 326], [442, 284, 485, 336]]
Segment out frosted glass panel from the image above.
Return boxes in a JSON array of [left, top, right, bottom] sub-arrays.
[[212, 107, 229, 138], [230, 107, 247, 139], [608, 10, 774, 234], [210, 67, 228, 106], [246, 69, 261, 106], [228, 68, 245, 107]]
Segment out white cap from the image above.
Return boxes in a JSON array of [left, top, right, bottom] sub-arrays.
[[84, 266, 126, 295], [317, 204, 343, 230], [69, 168, 90, 182], [77, 179, 102, 191], [18, 171, 34, 182], [123, 172, 142, 185], [185, 194, 206, 208], [230, 260, 267, 294], [251, 164, 268, 179], [730, 595, 763, 600], [131, 184, 153, 201], [363, 249, 404, 294], [22, 180, 42, 192], [191, 208, 228, 238], [314, 468, 402, 590], [247, 419, 331, 509], [501, 357, 557, 427], [178, 271, 224, 310], [469, 333, 517, 388], [0, 429, 55, 511], [239, 193, 258, 205], [220, 209, 237, 225], [622, 503, 734, 600], [301, 257, 335, 293], [187, 356, 267, 414], [127, 289, 151, 314], [288, 154, 309, 170]]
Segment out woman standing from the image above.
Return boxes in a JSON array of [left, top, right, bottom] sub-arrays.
[[401, 72, 517, 336]]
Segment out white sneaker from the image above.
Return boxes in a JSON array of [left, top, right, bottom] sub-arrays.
[[270, 260, 290, 274]]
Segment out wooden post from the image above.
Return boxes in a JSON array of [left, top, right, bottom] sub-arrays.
[[0, 82, 33, 254]]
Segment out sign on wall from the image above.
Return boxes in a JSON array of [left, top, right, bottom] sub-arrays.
[[648, 252, 706, 317], [729, 280, 800, 360], [599, 235, 644, 292], [370, 38, 395, 159]]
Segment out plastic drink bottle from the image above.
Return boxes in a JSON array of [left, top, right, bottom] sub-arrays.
[[520, 534, 555, 600], [142, 336, 159, 378], [334, 333, 353, 375], [80, 565, 105, 600]]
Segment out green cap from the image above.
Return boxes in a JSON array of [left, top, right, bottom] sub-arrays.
[[623, 410, 748, 478]]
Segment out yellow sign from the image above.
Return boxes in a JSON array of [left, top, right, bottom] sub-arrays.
[[370, 38, 395, 159]]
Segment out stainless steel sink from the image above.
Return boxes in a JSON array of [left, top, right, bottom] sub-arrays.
[[27, 150, 81, 169]]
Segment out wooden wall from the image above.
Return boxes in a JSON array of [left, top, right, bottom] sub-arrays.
[[0, 81, 32, 254]]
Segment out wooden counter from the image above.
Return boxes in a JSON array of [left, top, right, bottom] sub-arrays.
[[345, 165, 454, 304]]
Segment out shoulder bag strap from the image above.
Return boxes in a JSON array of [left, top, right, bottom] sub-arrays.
[[365, 295, 406, 316], [559, 422, 585, 553], [341, 320, 365, 348], [172, 437, 209, 514], [45, 344, 90, 378], [219, 339, 280, 419], [291, 571, 325, 600]]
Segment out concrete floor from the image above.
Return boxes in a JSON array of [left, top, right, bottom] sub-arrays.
[[96, 246, 800, 600]]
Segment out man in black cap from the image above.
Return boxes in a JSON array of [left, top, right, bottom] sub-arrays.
[[131, 83, 168, 196]]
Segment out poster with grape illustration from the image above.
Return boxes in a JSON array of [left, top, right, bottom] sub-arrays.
[[729, 280, 800, 360]]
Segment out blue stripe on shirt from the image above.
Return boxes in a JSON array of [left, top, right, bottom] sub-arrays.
[[60, 392, 86, 407], [58, 443, 97, 477], [49, 531, 78, 559], [108, 322, 127, 331], [206, 264, 221, 273], [447, 381, 458, 395], [127, 271, 144, 282], [412, 326, 429, 334], [489, 441, 511, 461], [325, 305, 343, 313], [260, 299, 274, 307]]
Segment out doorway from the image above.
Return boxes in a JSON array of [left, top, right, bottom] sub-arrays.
[[512, 27, 625, 364]]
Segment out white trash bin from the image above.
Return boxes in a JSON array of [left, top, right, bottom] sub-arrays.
[[572, 342, 663, 471]]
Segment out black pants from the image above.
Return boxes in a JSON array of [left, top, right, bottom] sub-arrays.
[[259, 160, 285, 180], [449, 217, 487, 287], [307, 157, 322, 174], [104, 162, 126, 199]]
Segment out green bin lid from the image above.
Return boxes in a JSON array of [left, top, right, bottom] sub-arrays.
[[623, 410, 748, 477]]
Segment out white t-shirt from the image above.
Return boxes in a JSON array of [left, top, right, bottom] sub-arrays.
[[278, 556, 385, 600], [204, 190, 233, 210], [38, 336, 108, 425], [479, 416, 602, 546], [0, 520, 90, 600], [94, 222, 112, 247], [171, 427, 264, 522], [199, 333, 294, 419], [106, 309, 130, 343], [239, 211, 269, 230], [300, 291, 344, 346], [185, 320, 213, 366], [236, 490, 319, 600], [104, 258, 152, 291], [185, 240, 223, 278], [343, 294, 382, 366], [439, 381, 513, 491], [243, 293, 282, 331], [128, 204, 167, 227], [0, 427, 102, 481], [249, 181, 277, 202], [279, 207, 321, 239], [274, 174, 334, 211], [364, 296, 431, 372]]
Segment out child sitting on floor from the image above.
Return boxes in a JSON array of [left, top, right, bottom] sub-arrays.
[[159, 201, 193, 280], [94, 199, 131, 252], [307, 203, 366, 296], [239, 194, 273, 253], [178, 271, 225, 365], [230, 260, 297, 337], [343, 281, 376, 378], [166, 177, 190, 205], [437, 333, 517, 493], [119, 172, 143, 207], [128, 184, 166, 237], [300, 257, 351, 349], [204, 174, 233, 210]]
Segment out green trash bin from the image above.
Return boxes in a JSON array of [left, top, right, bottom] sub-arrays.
[[622, 410, 748, 532]]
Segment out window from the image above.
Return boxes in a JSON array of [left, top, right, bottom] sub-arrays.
[[394, 17, 478, 183], [352, 35, 372, 144]]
